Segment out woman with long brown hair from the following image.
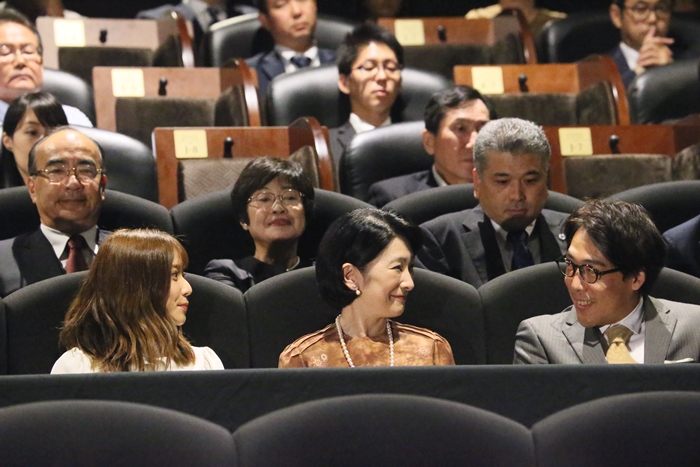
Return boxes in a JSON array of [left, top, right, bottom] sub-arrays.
[[51, 229, 223, 373]]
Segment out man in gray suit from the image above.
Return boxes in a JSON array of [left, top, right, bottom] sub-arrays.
[[515, 199, 700, 364], [0, 127, 107, 296], [417, 118, 567, 288]]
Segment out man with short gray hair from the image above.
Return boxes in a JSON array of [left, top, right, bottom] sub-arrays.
[[417, 118, 568, 288]]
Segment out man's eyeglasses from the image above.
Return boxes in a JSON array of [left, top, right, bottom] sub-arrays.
[[248, 189, 304, 208], [0, 43, 42, 63], [556, 256, 622, 284], [622, 2, 672, 20], [33, 165, 103, 184], [354, 60, 403, 76]]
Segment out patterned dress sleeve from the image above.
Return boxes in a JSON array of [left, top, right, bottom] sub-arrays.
[[433, 336, 456, 365], [278, 344, 306, 368]]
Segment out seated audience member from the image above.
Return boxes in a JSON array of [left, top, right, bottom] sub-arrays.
[[0, 9, 91, 125], [329, 23, 403, 172], [137, 0, 256, 50], [361, 0, 403, 20], [1, 91, 67, 187], [0, 127, 107, 297], [417, 118, 567, 288], [515, 199, 700, 364], [609, 0, 695, 88], [204, 157, 314, 292], [466, 0, 566, 37], [663, 213, 700, 278], [367, 85, 494, 207], [246, 0, 336, 94], [0, 0, 81, 21], [279, 208, 455, 367], [52, 228, 224, 373]]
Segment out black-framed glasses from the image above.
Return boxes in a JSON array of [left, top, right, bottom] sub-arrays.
[[247, 189, 304, 208], [33, 165, 103, 184], [354, 60, 403, 76], [556, 256, 622, 284], [621, 1, 672, 20]]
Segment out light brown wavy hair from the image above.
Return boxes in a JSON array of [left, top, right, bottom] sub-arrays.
[[59, 229, 195, 372]]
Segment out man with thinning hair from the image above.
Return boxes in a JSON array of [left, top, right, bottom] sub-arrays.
[[417, 117, 567, 288], [515, 199, 700, 364]]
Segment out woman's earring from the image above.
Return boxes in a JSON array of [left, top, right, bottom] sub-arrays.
[[355, 289, 361, 296]]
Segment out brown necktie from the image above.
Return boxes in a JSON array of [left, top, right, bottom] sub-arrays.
[[65, 235, 88, 273], [604, 325, 638, 364]]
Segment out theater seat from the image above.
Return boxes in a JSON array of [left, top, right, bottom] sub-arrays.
[[3, 271, 249, 373], [42, 68, 96, 125], [244, 266, 486, 367], [0, 400, 235, 467], [233, 394, 533, 467], [267, 65, 450, 128]]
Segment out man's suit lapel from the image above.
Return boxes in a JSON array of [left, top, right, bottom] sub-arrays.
[[537, 213, 566, 260], [258, 51, 286, 87], [562, 308, 606, 363], [12, 230, 65, 286], [643, 297, 675, 364], [318, 48, 336, 64], [463, 208, 505, 284]]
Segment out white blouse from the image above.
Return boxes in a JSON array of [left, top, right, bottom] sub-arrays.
[[50, 346, 224, 374]]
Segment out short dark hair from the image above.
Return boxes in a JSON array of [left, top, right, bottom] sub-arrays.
[[0, 8, 43, 56], [230, 156, 315, 225], [316, 208, 422, 310], [255, 0, 269, 14], [423, 86, 496, 135], [28, 126, 105, 175], [337, 23, 403, 76], [563, 199, 666, 296], [3, 91, 67, 139]]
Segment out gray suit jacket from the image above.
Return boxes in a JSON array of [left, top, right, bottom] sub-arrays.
[[0, 228, 109, 297], [417, 205, 568, 288], [514, 296, 700, 364]]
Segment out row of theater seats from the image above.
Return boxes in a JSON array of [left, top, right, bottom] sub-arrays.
[[4, 180, 700, 275], [2, 259, 700, 374], [3, 391, 700, 466]]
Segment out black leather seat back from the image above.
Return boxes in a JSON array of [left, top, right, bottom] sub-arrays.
[[42, 68, 96, 124]]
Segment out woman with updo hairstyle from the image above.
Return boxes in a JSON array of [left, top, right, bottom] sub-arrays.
[[1, 91, 68, 187], [279, 208, 454, 368], [51, 229, 223, 373], [204, 156, 315, 292]]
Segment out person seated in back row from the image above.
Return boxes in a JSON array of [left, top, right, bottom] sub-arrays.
[[247, 0, 336, 94], [514, 199, 700, 364], [0, 9, 91, 125], [466, 0, 566, 37], [329, 23, 403, 177], [367, 85, 494, 207], [417, 118, 567, 289]]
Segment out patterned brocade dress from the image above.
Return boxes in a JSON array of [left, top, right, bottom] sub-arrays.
[[278, 321, 455, 368]]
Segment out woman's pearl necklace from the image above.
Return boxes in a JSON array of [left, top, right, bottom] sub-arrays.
[[335, 315, 394, 367]]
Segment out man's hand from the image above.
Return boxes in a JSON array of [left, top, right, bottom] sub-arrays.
[[635, 26, 674, 75]]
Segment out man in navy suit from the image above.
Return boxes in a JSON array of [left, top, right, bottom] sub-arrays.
[[367, 86, 494, 207], [608, 0, 681, 88], [0, 128, 108, 297], [246, 0, 336, 94]]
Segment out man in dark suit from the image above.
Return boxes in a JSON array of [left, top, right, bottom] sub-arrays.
[[663, 213, 700, 278], [329, 23, 403, 180], [246, 0, 335, 94], [608, 0, 688, 88], [0, 127, 107, 296], [417, 118, 567, 288], [367, 85, 493, 207], [515, 199, 700, 364]]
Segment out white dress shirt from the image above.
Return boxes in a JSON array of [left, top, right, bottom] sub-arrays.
[[276, 45, 321, 73], [619, 41, 640, 72], [599, 297, 645, 363], [348, 112, 391, 135], [40, 224, 99, 269]]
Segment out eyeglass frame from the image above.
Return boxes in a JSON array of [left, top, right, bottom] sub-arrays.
[[620, 1, 673, 20], [247, 188, 305, 208], [353, 59, 403, 76], [0, 43, 43, 62], [556, 256, 622, 284], [32, 164, 105, 184]]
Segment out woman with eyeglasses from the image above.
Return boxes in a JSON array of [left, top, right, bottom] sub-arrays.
[[204, 157, 315, 292], [1, 91, 68, 188]]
